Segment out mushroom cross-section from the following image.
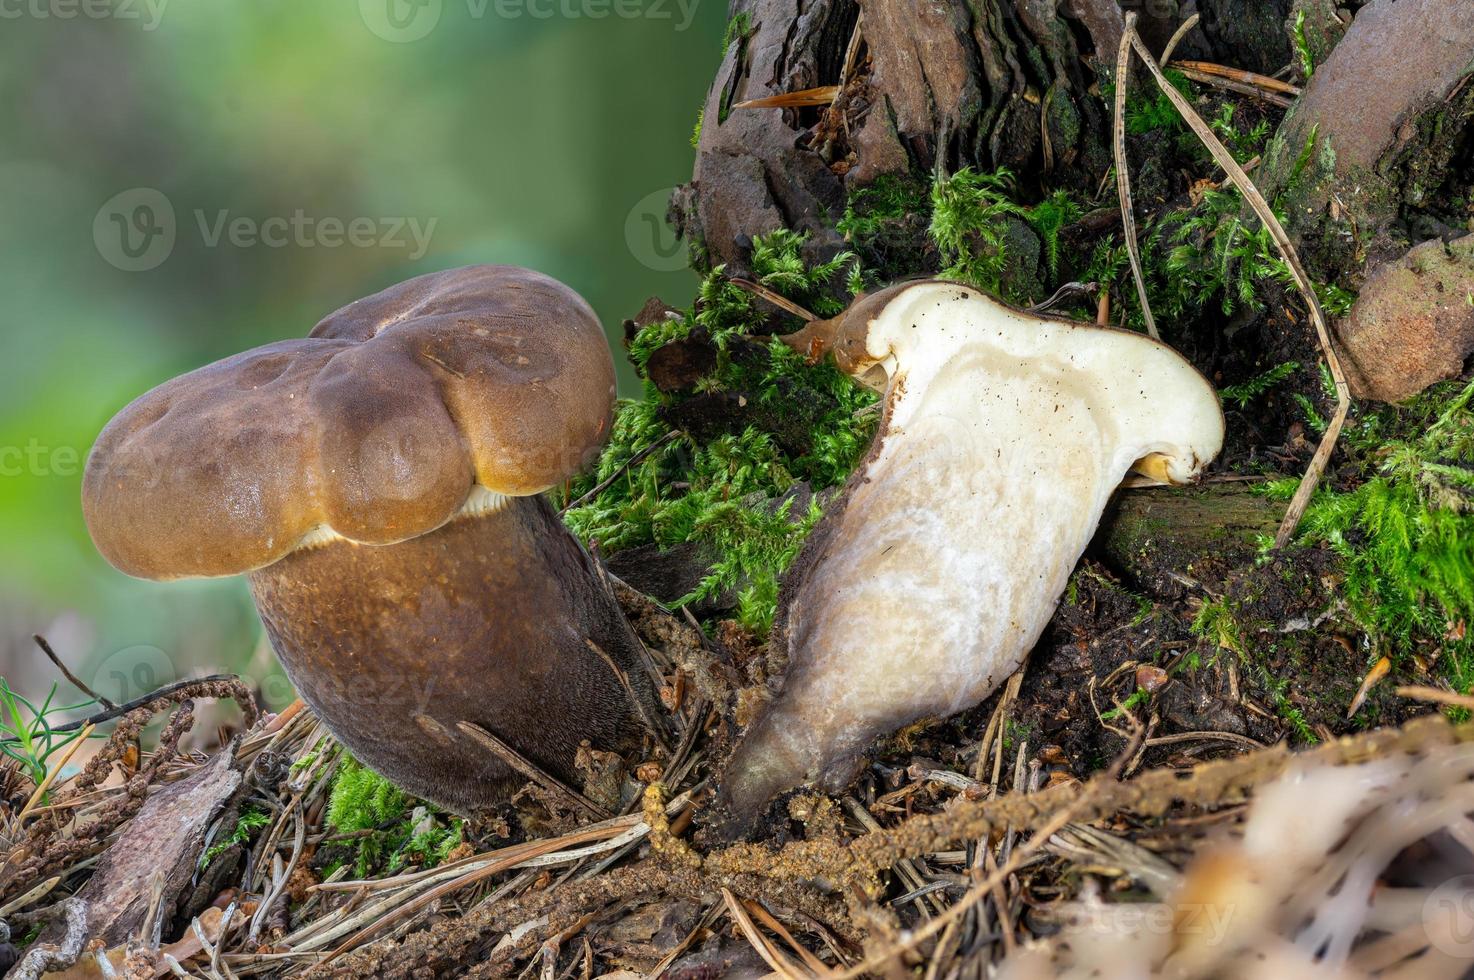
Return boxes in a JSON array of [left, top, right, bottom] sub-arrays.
[[83, 265, 661, 814], [718, 280, 1225, 827]]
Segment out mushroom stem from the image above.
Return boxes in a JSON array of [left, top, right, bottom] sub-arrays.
[[247, 495, 659, 814]]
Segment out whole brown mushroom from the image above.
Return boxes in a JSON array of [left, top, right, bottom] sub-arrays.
[[83, 265, 660, 814]]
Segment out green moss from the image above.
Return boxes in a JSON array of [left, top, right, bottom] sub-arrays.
[[929, 167, 1024, 295], [836, 174, 930, 245], [1292, 10, 1316, 81], [1256, 660, 1319, 742], [1189, 599, 1319, 740], [722, 12, 752, 54], [564, 230, 876, 635], [201, 807, 270, 868], [1283, 382, 1474, 697], [1191, 598, 1246, 659], [1026, 190, 1085, 280], [1221, 361, 1300, 410], [1208, 104, 1272, 165], [326, 756, 463, 878], [690, 107, 703, 149], [1121, 69, 1195, 138]]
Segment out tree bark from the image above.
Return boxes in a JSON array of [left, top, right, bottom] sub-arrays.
[[673, 0, 1316, 278], [674, 0, 1126, 273], [1259, 0, 1474, 272]]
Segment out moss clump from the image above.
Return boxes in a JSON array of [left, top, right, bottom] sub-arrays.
[[1265, 380, 1474, 699], [325, 757, 463, 877], [1122, 68, 1194, 138], [928, 167, 1025, 295], [836, 173, 931, 284], [563, 230, 876, 635], [201, 807, 270, 868]]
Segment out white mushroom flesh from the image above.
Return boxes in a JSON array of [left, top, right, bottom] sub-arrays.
[[722, 282, 1225, 818]]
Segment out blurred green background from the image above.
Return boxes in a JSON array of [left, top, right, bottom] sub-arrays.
[[0, 0, 721, 712]]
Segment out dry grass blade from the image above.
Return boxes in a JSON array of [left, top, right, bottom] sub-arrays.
[[648, 904, 723, 978], [1113, 13, 1159, 341], [17, 722, 94, 823], [1171, 64, 1295, 108], [1348, 655, 1392, 718], [1170, 60, 1301, 96], [742, 897, 833, 975], [825, 779, 1096, 979], [457, 721, 610, 821], [734, 86, 841, 109], [722, 887, 813, 979], [1396, 685, 1474, 710], [1158, 13, 1200, 66], [1125, 27, 1351, 546], [33, 635, 116, 710], [562, 429, 681, 513], [0, 876, 58, 917], [726, 277, 818, 322]]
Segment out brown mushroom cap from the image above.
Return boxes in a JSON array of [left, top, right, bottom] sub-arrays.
[[83, 266, 614, 581]]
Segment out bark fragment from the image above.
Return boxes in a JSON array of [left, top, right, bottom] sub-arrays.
[[65, 744, 242, 948], [1259, 0, 1474, 267], [1336, 233, 1474, 402]]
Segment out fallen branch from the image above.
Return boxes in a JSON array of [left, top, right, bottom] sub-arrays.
[[8, 897, 88, 980]]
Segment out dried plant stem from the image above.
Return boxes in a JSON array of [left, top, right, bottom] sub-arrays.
[[734, 86, 841, 110], [17, 722, 95, 822], [727, 278, 818, 322], [561, 430, 680, 513], [457, 722, 609, 821], [1397, 686, 1474, 711], [1113, 13, 1159, 341], [33, 635, 116, 709], [723, 887, 811, 978], [1124, 27, 1350, 546], [1158, 13, 1200, 66], [826, 732, 1137, 979], [1171, 59, 1301, 96], [9, 897, 89, 980]]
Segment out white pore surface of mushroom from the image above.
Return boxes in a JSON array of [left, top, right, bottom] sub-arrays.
[[719, 280, 1225, 825]]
